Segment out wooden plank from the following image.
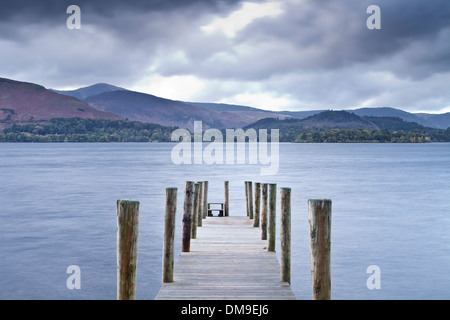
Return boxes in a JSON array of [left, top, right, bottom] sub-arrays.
[[155, 216, 296, 300]]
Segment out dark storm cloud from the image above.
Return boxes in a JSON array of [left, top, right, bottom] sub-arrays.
[[0, 0, 241, 19], [0, 0, 449, 111], [0, 0, 241, 45], [171, 0, 450, 80], [176, 0, 450, 111], [0, 0, 242, 87]]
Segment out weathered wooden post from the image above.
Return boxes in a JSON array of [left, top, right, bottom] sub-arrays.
[[224, 181, 229, 217], [261, 183, 268, 240], [308, 199, 332, 300], [191, 183, 200, 239], [248, 181, 254, 219], [117, 199, 140, 300], [254, 182, 261, 227], [198, 182, 203, 227], [182, 181, 195, 252], [163, 188, 177, 283], [245, 181, 249, 217], [202, 181, 209, 219], [280, 188, 291, 284], [268, 183, 276, 252]]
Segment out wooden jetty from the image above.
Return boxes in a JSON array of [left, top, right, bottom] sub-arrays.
[[116, 180, 332, 300], [155, 216, 295, 300]]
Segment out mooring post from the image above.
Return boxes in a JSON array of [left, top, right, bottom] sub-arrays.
[[117, 199, 140, 300], [280, 188, 291, 284], [254, 182, 261, 227], [163, 188, 177, 283], [268, 183, 276, 252], [224, 181, 229, 217], [182, 181, 195, 252], [308, 199, 332, 300], [248, 181, 254, 219], [202, 181, 209, 219], [198, 182, 203, 227], [191, 183, 200, 239], [261, 183, 268, 240], [245, 181, 249, 217]]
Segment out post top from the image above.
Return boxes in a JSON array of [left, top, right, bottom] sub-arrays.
[[117, 199, 140, 204]]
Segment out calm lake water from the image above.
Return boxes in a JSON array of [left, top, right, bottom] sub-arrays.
[[1, 143, 449, 300]]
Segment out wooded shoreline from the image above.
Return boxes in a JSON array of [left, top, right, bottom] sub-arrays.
[[1, 117, 450, 143]]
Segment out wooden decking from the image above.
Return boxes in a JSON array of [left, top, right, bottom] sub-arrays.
[[155, 216, 296, 300]]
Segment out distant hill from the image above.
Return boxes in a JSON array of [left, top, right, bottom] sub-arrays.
[[244, 110, 450, 143], [301, 110, 379, 129], [190, 102, 259, 112], [190, 102, 291, 127], [276, 110, 326, 119], [51, 83, 127, 100], [363, 116, 430, 131], [85, 91, 290, 130], [245, 110, 441, 133], [281, 107, 450, 129], [85, 90, 238, 129], [3, 77, 449, 132], [415, 112, 450, 129], [0, 78, 122, 128], [194, 105, 450, 130], [350, 107, 436, 128], [50, 82, 450, 130], [246, 110, 379, 131]]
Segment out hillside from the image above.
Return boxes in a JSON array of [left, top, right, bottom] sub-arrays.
[[300, 110, 379, 129], [51, 83, 127, 100], [244, 110, 450, 142], [351, 107, 436, 128], [48, 81, 450, 130], [2, 77, 449, 133], [84, 90, 290, 130], [415, 112, 450, 129], [0, 78, 122, 128], [246, 110, 379, 131], [85, 90, 239, 129], [363, 116, 430, 131]]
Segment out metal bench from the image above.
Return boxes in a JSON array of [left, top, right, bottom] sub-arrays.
[[207, 203, 224, 217]]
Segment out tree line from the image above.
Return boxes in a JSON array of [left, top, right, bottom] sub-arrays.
[[0, 118, 175, 142], [1, 117, 450, 143]]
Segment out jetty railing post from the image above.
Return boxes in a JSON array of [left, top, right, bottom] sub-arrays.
[[254, 182, 261, 227], [280, 188, 291, 284], [191, 183, 200, 239], [245, 181, 249, 217], [224, 181, 229, 217], [268, 183, 276, 252], [202, 181, 209, 219], [197, 182, 203, 227], [182, 181, 195, 252], [163, 188, 177, 283], [248, 181, 254, 219], [308, 199, 332, 300], [117, 199, 140, 300], [261, 183, 268, 240]]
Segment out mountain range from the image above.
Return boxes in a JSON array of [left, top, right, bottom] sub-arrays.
[[51, 84, 290, 129], [1, 77, 449, 130]]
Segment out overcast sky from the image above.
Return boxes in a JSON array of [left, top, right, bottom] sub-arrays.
[[1, 0, 449, 113]]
